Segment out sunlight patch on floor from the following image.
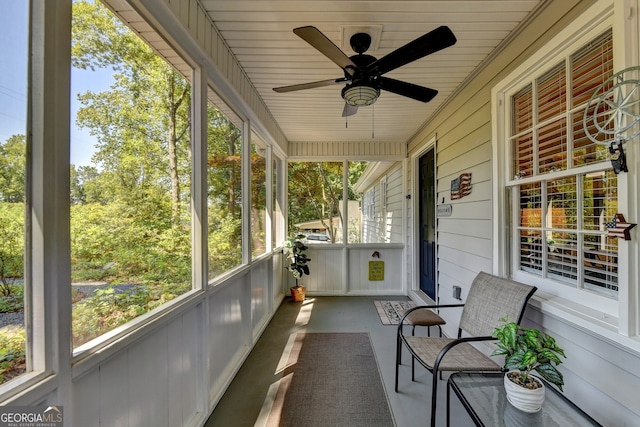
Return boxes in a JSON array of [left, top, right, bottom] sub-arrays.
[[294, 297, 314, 326]]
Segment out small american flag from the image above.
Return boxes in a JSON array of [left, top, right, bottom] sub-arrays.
[[606, 213, 636, 240], [451, 173, 472, 200], [604, 217, 617, 229]]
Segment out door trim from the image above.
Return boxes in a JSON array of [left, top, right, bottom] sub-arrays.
[[409, 136, 438, 302]]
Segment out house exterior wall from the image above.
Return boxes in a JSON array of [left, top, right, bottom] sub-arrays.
[[403, 1, 640, 425], [360, 164, 404, 244]]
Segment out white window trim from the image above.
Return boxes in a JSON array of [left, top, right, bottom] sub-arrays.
[[491, 0, 640, 347]]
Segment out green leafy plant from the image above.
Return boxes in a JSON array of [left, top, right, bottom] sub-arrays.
[[71, 282, 187, 347], [0, 326, 26, 384], [492, 316, 566, 390], [283, 234, 310, 287], [0, 208, 24, 298], [0, 285, 24, 313]]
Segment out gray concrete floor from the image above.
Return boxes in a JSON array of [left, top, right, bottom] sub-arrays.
[[204, 296, 471, 427]]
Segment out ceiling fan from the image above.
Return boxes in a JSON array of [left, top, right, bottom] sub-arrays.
[[273, 25, 457, 116]]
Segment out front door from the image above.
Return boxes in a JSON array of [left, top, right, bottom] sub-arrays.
[[419, 148, 437, 300]]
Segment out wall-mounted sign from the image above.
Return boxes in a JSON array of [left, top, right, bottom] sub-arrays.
[[369, 261, 384, 281], [451, 173, 472, 200], [437, 204, 453, 217]]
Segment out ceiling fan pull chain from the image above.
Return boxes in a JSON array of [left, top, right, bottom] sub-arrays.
[[345, 115, 348, 128]]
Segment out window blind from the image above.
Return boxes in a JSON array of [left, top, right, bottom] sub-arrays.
[[511, 29, 618, 297]]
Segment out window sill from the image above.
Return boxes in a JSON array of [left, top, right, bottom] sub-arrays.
[[529, 291, 640, 356], [0, 371, 55, 406]]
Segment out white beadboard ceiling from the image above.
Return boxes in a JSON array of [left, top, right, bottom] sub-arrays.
[[198, 0, 544, 144]]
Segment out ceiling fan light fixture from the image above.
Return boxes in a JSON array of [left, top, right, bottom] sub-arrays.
[[342, 83, 380, 106]]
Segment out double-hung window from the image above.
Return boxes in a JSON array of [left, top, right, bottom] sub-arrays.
[[493, 0, 640, 332], [510, 30, 617, 299]]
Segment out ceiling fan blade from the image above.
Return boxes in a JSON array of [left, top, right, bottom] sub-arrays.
[[379, 77, 438, 102], [342, 103, 358, 117], [294, 26, 356, 71], [365, 26, 457, 76], [273, 78, 346, 93]]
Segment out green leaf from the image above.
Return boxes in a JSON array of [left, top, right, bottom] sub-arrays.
[[504, 354, 523, 370], [521, 350, 538, 368], [535, 363, 564, 390], [539, 349, 563, 365]]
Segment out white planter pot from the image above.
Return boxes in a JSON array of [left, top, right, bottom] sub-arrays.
[[504, 371, 545, 413]]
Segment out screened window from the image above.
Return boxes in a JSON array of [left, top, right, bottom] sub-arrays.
[[273, 156, 285, 249], [207, 91, 243, 280], [509, 29, 617, 298], [0, 0, 28, 385], [251, 134, 267, 258], [70, 0, 193, 349], [288, 162, 344, 243]]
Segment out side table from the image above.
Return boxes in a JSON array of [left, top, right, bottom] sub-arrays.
[[447, 372, 602, 426]]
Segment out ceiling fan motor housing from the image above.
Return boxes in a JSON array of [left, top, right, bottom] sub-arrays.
[[350, 32, 372, 54]]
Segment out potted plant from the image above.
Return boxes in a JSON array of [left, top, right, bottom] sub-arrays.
[[492, 316, 566, 413], [283, 234, 310, 302]]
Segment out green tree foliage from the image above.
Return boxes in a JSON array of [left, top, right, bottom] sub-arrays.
[[288, 162, 343, 242], [0, 135, 25, 203], [0, 326, 25, 383], [0, 203, 23, 297], [66, 0, 194, 345], [251, 143, 267, 256], [206, 106, 243, 276], [288, 161, 366, 242], [72, 0, 191, 223]]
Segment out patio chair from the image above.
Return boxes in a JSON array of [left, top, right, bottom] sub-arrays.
[[395, 271, 537, 427]]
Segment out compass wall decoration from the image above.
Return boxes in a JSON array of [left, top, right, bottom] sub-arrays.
[[583, 66, 640, 240], [583, 65, 640, 173]]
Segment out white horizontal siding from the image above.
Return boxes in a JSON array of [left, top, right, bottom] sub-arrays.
[[287, 141, 405, 160], [385, 166, 404, 243]]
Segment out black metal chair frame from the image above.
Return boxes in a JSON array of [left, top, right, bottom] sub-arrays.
[[394, 272, 537, 427]]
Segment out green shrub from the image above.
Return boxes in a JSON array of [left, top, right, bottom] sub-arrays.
[[0, 285, 24, 312], [0, 326, 26, 384], [0, 203, 24, 297], [72, 282, 189, 347]]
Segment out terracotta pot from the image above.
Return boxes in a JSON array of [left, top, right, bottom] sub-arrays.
[[504, 371, 545, 413], [290, 285, 306, 302]]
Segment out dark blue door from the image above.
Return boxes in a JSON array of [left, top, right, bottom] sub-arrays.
[[419, 149, 436, 300]]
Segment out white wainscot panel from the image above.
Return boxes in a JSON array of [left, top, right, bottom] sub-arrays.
[[98, 351, 131, 426], [303, 246, 344, 294], [208, 275, 251, 402], [347, 247, 403, 294], [127, 327, 170, 426], [272, 252, 285, 302], [251, 260, 270, 338], [72, 366, 101, 427], [71, 305, 203, 427], [168, 307, 200, 426]]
